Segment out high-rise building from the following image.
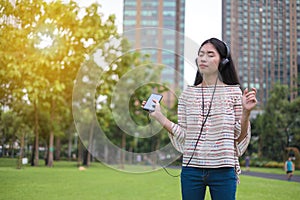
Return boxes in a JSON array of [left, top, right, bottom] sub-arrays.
[[222, 0, 299, 106], [123, 0, 185, 94]]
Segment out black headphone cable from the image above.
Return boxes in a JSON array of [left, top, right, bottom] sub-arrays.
[[185, 77, 218, 167]]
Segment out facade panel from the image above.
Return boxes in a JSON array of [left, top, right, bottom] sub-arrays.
[[123, 0, 185, 92], [222, 0, 299, 106]]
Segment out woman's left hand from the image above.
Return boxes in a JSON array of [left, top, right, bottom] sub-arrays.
[[242, 88, 257, 113]]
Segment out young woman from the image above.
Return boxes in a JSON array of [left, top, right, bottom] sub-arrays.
[[285, 157, 295, 181], [142, 38, 257, 200]]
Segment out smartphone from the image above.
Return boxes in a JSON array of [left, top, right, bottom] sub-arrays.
[[143, 93, 163, 112]]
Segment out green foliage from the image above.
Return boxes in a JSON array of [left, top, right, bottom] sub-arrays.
[[263, 161, 284, 168], [0, 0, 120, 165], [251, 83, 300, 162], [1, 0, 174, 167], [93, 36, 176, 156], [286, 97, 300, 149], [241, 156, 284, 168]]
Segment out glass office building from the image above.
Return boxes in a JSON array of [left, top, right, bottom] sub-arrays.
[[222, 0, 299, 106], [123, 0, 185, 92]]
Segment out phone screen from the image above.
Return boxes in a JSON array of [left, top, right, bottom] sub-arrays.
[[143, 94, 163, 112]]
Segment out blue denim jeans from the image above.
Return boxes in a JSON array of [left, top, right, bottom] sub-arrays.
[[181, 166, 237, 200]]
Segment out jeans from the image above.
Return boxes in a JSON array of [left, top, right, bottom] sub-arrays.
[[181, 166, 237, 200]]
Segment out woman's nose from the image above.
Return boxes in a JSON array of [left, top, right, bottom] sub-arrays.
[[200, 54, 208, 62]]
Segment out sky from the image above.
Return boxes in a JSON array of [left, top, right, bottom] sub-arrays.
[[76, 0, 222, 85]]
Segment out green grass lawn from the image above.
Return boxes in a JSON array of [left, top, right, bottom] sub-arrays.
[[0, 158, 299, 200]]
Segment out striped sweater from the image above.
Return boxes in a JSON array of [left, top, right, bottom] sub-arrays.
[[168, 85, 251, 174]]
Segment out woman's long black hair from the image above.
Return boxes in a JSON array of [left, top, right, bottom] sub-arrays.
[[193, 38, 240, 86]]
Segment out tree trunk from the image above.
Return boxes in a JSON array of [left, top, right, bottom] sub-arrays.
[[11, 134, 16, 158], [155, 137, 160, 166], [47, 133, 54, 167], [31, 138, 35, 166], [67, 131, 73, 161], [151, 137, 160, 170], [104, 144, 108, 163], [0, 133, 5, 157], [258, 136, 263, 158], [77, 139, 83, 167], [86, 121, 95, 167], [9, 140, 13, 158], [128, 146, 133, 165], [120, 133, 126, 169], [33, 100, 39, 166], [47, 99, 55, 167], [86, 149, 91, 167], [55, 137, 61, 161], [17, 132, 25, 169]]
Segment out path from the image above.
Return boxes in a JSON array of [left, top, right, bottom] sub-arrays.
[[241, 171, 300, 183]]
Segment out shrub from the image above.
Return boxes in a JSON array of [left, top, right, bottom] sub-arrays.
[[264, 161, 284, 168]]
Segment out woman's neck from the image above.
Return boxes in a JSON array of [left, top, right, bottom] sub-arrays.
[[202, 75, 219, 86]]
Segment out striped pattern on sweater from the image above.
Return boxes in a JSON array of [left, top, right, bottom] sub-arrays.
[[168, 85, 251, 173]]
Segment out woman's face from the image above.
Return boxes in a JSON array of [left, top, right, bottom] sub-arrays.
[[196, 43, 221, 76]]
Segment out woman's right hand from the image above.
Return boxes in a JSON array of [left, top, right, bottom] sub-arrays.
[[141, 99, 172, 133], [141, 99, 162, 119]]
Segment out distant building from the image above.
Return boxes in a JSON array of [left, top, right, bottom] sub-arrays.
[[123, 0, 185, 106], [222, 0, 299, 107]]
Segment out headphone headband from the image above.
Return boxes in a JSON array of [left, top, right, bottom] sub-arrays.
[[221, 41, 230, 66], [223, 41, 230, 59]]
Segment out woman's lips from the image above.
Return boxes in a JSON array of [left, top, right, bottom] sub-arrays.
[[199, 64, 208, 68]]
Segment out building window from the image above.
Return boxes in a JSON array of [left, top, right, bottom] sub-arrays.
[[163, 1, 176, 7]]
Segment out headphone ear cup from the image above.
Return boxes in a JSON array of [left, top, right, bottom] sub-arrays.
[[221, 58, 229, 66], [219, 58, 229, 72]]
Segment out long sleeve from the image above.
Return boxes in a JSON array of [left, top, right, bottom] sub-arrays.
[[168, 94, 187, 153], [233, 92, 251, 157]]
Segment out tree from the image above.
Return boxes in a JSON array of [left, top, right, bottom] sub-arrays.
[[0, 0, 119, 166], [286, 97, 300, 149], [92, 37, 170, 168], [253, 83, 292, 161], [12, 104, 34, 169], [0, 105, 33, 169]]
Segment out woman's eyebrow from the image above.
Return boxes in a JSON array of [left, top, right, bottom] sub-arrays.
[[199, 50, 216, 54]]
